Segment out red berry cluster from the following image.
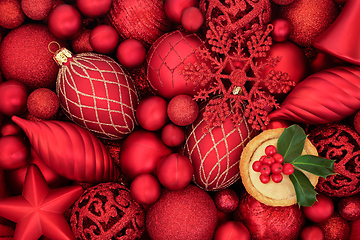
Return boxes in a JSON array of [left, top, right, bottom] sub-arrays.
[[252, 145, 294, 184]]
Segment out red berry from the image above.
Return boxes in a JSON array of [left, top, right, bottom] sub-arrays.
[[265, 145, 277, 156], [262, 156, 275, 166], [259, 155, 267, 162], [260, 174, 270, 184], [283, 163, 294, 175], [271, 162, 283, 174], [260, 164, 271, 175], [273, 153, 284, 163], [252, 161, 262, 172], [271, 173, 283, 183]]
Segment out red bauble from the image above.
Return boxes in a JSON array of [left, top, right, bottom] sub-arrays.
[[318, 213, 350, 240], [21, 0, 52, 20], [0, 0, 25, 29], [71, 29, 93, 54], [157, 153, 193, 190], [71, 182, 145, 239], [89, 25, 119, 54], [0, 24, 67, 90], [136, 96, 168, 131], [181, 7, 204, 32], [300, 225, 324, 240], [0, 135, 30, 170], [234, 191, 305, 240], [146, 185, 218, 240], [147, 31, 209, 99], [119, 129, 172, 180], [161, 123, 185, 147], [264, 119, 290, 130], [47, 4, 82, 40], [214, 189, 239, 213], [165, 0, 198, 23], [303, 194, 334, 223], [167, 94, 199, 126], [349, 220, 360, 240], [0, 81, 28, 116], [27, 88, 59, 120], [56, 49, 139, 140], [130, 173, 161, 205], [0, 120, 23, 136], [107, 0, 171, 47], [338, 196, 360, 221], [271, 18, 291, 42], [76, 0, 112, 18], [213, 221, 250, 240], [116, 39, 146, 69]]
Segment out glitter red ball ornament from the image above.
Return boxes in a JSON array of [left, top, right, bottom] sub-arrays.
[[180, 7, 204, 32], [157, 153, 194, 190], [167, 94, 199, 126], [21, 0, 52, 20], [213, 221, 250, 240], [76, 0, 112, 18], [0, 0, 25, 29], [338, 196, 360, 221], [71, 29, 93, 54], [119, 129, 172, 180], [27, 88, 59, 120], [214, 189, 239, 213], [271, 18, 291, 42], [47, 4, 82, 40], [89, 25, 119, 54], [116, 39, 146, 69], [130, 173, 161, 205], [146, 185, 218, 240], [136, 96, 168, 131], [302, 194, 334, 223], [318, 213, 350, 240], [0, 81, 28, 116], [71, 182, 146, 239], [300, 225, 324, 240], [161, 123, 185, 147], [165, 0, 198, 23], [0, 135, 30, 170]]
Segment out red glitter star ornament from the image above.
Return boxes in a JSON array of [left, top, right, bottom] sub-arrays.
[[0, 164, 83, 240]]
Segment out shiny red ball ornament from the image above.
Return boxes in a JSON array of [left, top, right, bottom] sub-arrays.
[[130, 173, 161, 205], [318, 213, 350, 240], [157, 153, 194, 190], [21, 0, 53, 20], [167, 94, 199, 126], [214, 189, 239, 213], [90, 25, 119, 54], [76, 0, 112, 18], [27, 88, 59, 120], [136, 96, 168, 131], [47, 4, 82, 40], [300, 225, 324, 240], [214, 221, 250, 240], [116, 39, 146, 69], [0, 120, 23, 137], [0, 0, 25, 29], [165, 0, 198, 23], [0, 135, 30, 170], [303, 194, 334, 223], [161, 123, 185, 147], [271, 18, 291, 42], [119, 129, 172, 180], [338, 196, 360, 221], [0, 81, 28, 116], [181, 7, 204, 32]]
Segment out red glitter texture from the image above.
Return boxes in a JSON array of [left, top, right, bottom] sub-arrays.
[[308, 123, 360, 197], [338, 196, 360, 221], [167, 95, 199, 126], [21, 0, 53, 20], [214, 188, 239, 213], [0, 0, 25, 29], [318, 213, 350, 240], [27, 88, 59, 120], [146, 185, 218, 240], [71, 28, 93, 54]]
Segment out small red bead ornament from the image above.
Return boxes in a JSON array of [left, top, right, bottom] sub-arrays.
[[116, 39, 146, 69], [89, 25, 119, 54], [302, 194, 334, 223], [136, 96, 168, 131], [130, 173, 161, 205]]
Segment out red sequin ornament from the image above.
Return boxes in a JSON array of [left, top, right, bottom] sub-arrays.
[[214, 189, 239, 213], [70, 182, 145, 240], [338, 196, 360, 221], [27, 88, 59, 120], [0, 0, 25, 29], [318, 213, 350, 240]]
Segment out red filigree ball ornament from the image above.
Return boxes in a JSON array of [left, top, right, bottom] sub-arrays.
[[318, 213, 350, 240], [300, 225, 324, 240], [71, 29, 93, 54], [214, 221, 250, 240], [107, 0, 171, 47], [308, 123, 360, 197], [27, 88, 59, 120], [136, 96, 168, 131], [161, 123, 185, 147], [271, 18, 291, 42], [130, 173, 161, 205], [167, 94, 199, 126], [234, 191, 305, 240], [180, 7, 204, 32], [89, 25, 119, 54], [71, 182, 145, 240], [116, 39, 146, 69], [157, 153, 194, 190], [0, 135, 30, 170], [146, 31, 209, 100], [0, 0, 25, 29], [214, 189, 239, 213], [338, 196, 360, 221], [146, 185, 218, 240], [55, 48, 139, 140], [47, 4, 82, 40], [164, 0, 198, 23], [76, 0, 112, 18], [119, 129, 172, 180], [302, 194, 334, 223], [21, 0, 52, 20], [183, 101, 257, 191], [0, 81, 28, 116]]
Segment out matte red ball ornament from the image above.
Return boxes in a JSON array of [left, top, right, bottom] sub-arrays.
[[0, 0, 25, 29], [47, 4, 82, 40], [214, 221, 250, 240], [157, 153, 194, 190], [303, 194, 334, 223], [90, 25, 119, 54], [165, 0, 198, 23], [76, 0, 112, 18], [167, 94, 199, 126], [55, 48, 139, 140], [0, 135, 30, 170], [161, 123, 185, 147], [130, 173, 161, 205], [27, 88, 59, 120], [116, 39, 146, 69], [271, 18, 291, 42], [0, 120, 23, 137], [21, 0, 52, 20], [119, 129, 172, 180], [338, 196, 360, 221], [318, 213, 350, 240], [214, 189, 239, 213], [0, 81, 28, 116], [264, 120, 290, 130], [300, 225, 324, 240], [181, 7, 204, 32], [136, 96, 168, 131]]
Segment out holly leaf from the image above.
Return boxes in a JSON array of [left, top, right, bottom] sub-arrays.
[[292, 155, 335, 179], [289, 169, 318, 207], [277, 125, 307, 163]]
